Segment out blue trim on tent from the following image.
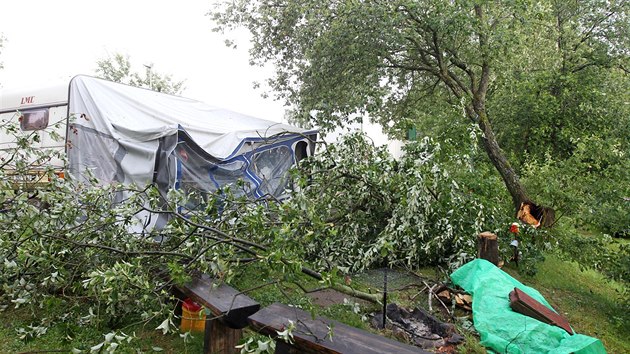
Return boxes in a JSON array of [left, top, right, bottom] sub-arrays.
[[173, 125, 312, 202], [222, 129, 318, 160], [176, 123, 316, 161]]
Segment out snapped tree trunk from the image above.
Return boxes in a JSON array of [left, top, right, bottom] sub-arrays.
[[459, 5, 554, 225], [471, 108, 556, 227], [476, 111, 530, 211]]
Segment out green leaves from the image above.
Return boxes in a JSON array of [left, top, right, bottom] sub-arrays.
[[276, 132, 506, 271], [235, 335, 276, 353], [213, 0, 630, 216], [212, 1, 564, 133], [95, 53, 185, 94]]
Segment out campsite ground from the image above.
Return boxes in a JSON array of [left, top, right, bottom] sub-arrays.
[[0, 253, 627, 353]]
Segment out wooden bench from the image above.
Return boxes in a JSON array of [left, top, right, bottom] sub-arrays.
[[248, 302, 430, 354], [174, 274, 260, 354]]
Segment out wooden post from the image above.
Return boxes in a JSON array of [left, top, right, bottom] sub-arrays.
[[477, 232, 499, 266], [204, 318, 243, 354], [275, 341, 297, 354]]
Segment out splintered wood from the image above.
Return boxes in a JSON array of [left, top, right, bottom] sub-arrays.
[[452, 294, 473, 311], [517, 202, 556, 228], [435, 286, 473, 312]]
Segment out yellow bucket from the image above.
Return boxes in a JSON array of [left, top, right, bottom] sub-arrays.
[[181, 298, 206, 332]]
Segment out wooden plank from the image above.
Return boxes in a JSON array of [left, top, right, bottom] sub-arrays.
[[177, 274, 260, 329], [509, 287, 573, 334], [248, 303, 430, 354]]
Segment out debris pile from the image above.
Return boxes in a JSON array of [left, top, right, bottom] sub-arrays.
[[435, 285, 473, 311], [370, 303, 464, 351]]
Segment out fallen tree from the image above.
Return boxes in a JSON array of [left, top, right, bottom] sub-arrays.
[[1, 118, 625, 351]]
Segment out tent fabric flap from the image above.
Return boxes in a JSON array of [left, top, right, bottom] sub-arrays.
[[68, 75, 313, 186], [174, 128, 303, 204], [450, 259, 606, 354]]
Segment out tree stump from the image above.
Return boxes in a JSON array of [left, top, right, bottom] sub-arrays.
[[477, 232, 499, 266]]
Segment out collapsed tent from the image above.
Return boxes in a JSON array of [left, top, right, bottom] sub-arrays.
[[450, 259, 606, 354], [66, 75, 316, 229]]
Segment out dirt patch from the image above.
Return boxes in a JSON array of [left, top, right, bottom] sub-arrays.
[[354, 268, 427, 291], [307, 288, 368, 307]]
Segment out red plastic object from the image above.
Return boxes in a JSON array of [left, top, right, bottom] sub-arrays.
[[182, 298, 202, 312]]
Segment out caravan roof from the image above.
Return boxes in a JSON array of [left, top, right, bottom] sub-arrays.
[[0, 80, 69, 112]]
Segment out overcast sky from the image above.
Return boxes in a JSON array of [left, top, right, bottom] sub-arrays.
[[0, 0, 285, 121], [0, 0, 398, 150]]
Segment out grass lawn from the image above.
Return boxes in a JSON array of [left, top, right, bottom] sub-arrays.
[[0, 253, 626, 353], [505, 255, 629, 354], [0, 302, 205, 353]]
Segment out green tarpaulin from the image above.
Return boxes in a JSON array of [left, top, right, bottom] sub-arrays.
[[450, 259, 606, 354]]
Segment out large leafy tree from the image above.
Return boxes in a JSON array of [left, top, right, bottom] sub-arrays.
[[487, 1, 630, 232], [211, 0, 629, 215], [492, 0, 630, 162], [95, 52, 184, 95]]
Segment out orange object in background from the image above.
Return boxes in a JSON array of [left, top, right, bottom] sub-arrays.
[[517, 202, 541, 228], [181, 298, 206, 332]]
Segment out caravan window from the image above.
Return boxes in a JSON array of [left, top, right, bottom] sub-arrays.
[[20, 108, 49, 131]]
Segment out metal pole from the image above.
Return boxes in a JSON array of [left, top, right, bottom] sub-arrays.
[[382, 262, 388, 328], [144, 64, 153, 90]]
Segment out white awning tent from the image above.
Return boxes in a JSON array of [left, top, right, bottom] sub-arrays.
[[66, 75, 316, 231], [69, 76, 310, 159]]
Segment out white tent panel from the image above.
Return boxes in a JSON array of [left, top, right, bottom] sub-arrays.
[[68, 75, 310, 159]]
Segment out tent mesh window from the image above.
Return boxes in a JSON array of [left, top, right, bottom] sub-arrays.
[[210, 160, 254, 198], [251, 145, 294, 198], [175, 142, 256, 210]]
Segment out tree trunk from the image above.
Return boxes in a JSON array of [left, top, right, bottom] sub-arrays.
[[477, 232, 499, 265], [465, 5, 543, 218], [471, 108, 531, 211], [471, 108, 556, 226]]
